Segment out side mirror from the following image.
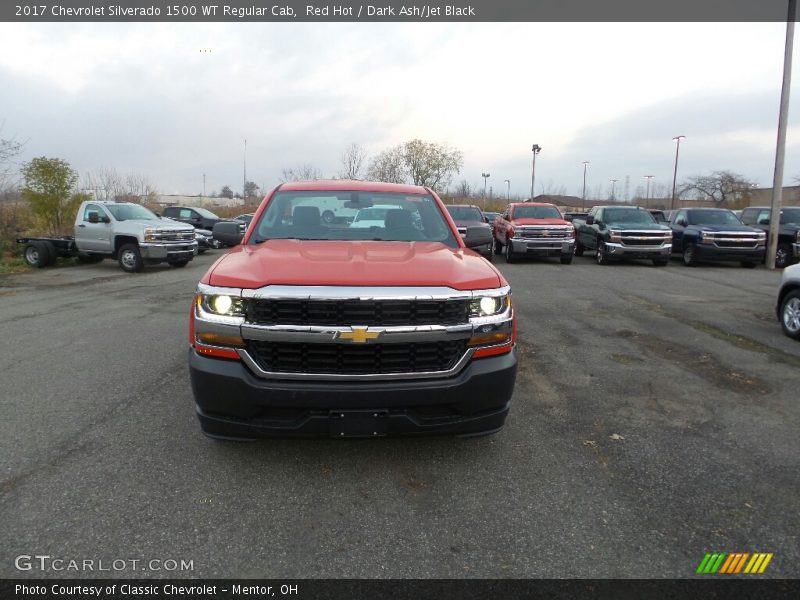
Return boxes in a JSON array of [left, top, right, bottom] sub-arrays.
[[464, 225, 492, 248], [192, 216, 201, 222], [676, 218, 687, 227], [213, 221, 244, 246], [586, 215, 595, 225]]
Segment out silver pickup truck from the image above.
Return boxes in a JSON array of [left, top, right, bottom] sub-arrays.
[[18, 201, 198, 272]]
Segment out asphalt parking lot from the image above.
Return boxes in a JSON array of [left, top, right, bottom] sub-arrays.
[[1, 251, 798, 578]]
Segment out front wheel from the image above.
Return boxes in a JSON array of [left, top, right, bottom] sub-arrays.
[[118, 243, 143, 273], [683, 243, 697, 266], [596, 239, 609, 265], [504, 239, 515, 263], [780, 290, 800, 340], [321, 210, 335, 224], [775, 243, 793, 269], [574, 239, 584, 256]]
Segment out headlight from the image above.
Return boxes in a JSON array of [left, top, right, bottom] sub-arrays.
[[470, 295, 508, 317], [700, 231, 714, 243], [144, 228, 156, 242], [199, 294, 244, 316]]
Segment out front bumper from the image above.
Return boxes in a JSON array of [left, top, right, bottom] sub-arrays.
[[139, 241, 198, 260], [694, 243, 765, 262], [189, 347, 517, 438], [508, 238, 574, 256], [603, 242, 671, 260]]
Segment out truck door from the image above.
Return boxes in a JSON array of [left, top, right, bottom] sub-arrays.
[[671, 210, 688, 252], [75, 203, 112, 252]]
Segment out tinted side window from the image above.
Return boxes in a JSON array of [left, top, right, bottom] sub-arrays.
[[740, 209, 756, 225], [83, 204, 105, 222], [756, 209, 771, 224], [179, 208, 194, 219]]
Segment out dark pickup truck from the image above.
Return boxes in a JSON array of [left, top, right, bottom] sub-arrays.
[[740, 206, 800, 268], [573, 206, 672, 266], [670, 207, 765, 267]]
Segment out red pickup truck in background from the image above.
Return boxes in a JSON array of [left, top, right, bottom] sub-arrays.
[[493, 202, 575, 264]]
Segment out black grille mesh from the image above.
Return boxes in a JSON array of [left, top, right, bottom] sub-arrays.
[[248, 339, 468, 375]]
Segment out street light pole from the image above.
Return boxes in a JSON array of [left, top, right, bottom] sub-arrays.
[[530, 144, 541, 200], [644, 175, 654, 201], [768, 0, 796, 269], [582, 161, 589, 210], [482, 172, 490, 210], [610, 179, 618, 201], [504, 179, 510, 201], [671, 135, 685, 210]]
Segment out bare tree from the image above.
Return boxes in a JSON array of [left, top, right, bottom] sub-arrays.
[[0, 123, 24, 194], [244, 181, 260, 199], [220, 185, 234, 199], [366, 146, 406, 184], [280, 164, 324, 182], [453, 179, 471, 198], [82, 166, 155, 203], [339, 143, 366, 180], [402, 139, 463, 192], [679, 171, 755, 206]]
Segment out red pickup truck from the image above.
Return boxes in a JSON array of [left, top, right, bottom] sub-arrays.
[[493, 202, 575, 264], [189, 180, 518, 440]]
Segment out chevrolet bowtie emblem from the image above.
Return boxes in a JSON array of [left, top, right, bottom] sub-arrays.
[[337, 327, 381, 343]]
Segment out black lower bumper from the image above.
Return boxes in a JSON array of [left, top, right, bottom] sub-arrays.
[[189, 347, 517, 439], [693, 245, 765, 262]]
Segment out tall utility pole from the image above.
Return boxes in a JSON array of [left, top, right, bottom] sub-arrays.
[[768, 0, 796, 269], [582, 161, 589, 210], [482, 172, 490, 210], [504, 179, 510, 201], [530, 144, 541, 200], [203, 173, 206, 197], [243, 139, 247, 201], [644, 175, 654, 201], [610, 179, 618, 201], [671, 135, 685, 209]]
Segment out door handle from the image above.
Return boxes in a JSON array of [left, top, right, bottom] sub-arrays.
[[78, 224, 86, 227]]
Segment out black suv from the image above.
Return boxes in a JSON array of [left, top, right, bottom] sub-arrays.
[[740, 206, 800, 268], [670, 207, 765, 267]]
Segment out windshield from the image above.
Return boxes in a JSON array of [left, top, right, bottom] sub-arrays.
[[250, 191, 459, 247], [194, 207, 220, 219], [513, 205, 561, 219], [780, 208, 800, 224], [603, 208, 656, 225], [106, 204, 159, 221], [688, 210, 741, 226], [446, 206, 483, 221]]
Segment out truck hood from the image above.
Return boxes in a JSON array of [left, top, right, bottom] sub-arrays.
[[511, 218, 570, 226], [206, 240, 503, 290], [689, 224, 761, 233], [607, 222, 670, 231], [115, 218, 194, 232]]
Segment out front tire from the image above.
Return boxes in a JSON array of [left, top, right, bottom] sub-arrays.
[[683, 243, 698, 266], [776, 243, 793, 269], [321, 210, 335, 224], [596, 239, 609, 265], [574, 239, 584, 256], [504, 239, 515, 263], [118, 243, 143, 273], [780, 290, 800, 340]]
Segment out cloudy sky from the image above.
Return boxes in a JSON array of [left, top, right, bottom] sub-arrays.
[[1, 21, 798, 199]]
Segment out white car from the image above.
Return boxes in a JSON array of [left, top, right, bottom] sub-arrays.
[[777, 263, 800, 340], [350, 205, 397, 228]]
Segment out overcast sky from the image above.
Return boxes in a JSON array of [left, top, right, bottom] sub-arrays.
[[1, 22, 799, 199]]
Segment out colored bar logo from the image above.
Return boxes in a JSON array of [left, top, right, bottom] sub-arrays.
[[696, 552, 773, 574]]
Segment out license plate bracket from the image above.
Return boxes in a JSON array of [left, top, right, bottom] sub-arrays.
[[329, 410, 388, 438]]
